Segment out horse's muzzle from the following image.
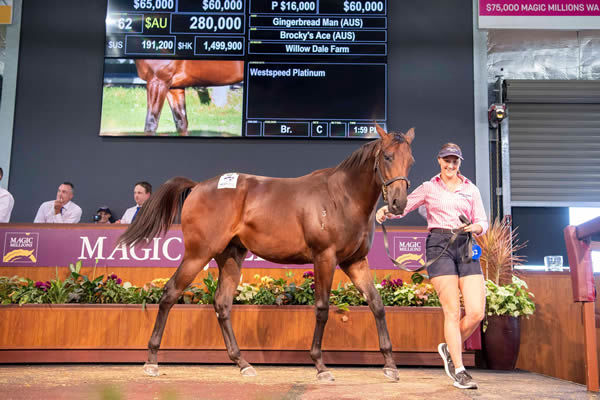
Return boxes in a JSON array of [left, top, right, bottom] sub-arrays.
[[388, 198, 406, 215]]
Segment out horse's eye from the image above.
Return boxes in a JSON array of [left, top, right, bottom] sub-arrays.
[[384, 153, 393, 162]]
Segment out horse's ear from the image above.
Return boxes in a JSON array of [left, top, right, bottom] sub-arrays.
[[375, 123, 390, 140], [404, 127, 415, 144]]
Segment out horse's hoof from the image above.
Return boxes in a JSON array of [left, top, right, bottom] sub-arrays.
[[316, 371, 335, 382], [143, 363, 159, 377], [241, 366, 257, 377], [383, 367, 400, 381]]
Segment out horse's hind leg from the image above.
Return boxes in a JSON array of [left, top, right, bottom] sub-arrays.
[[144, 78, 169, 135], [144, 255, 210, 376], [213, 242, 256, 376], [310, 249, 336, 381], [167, 88, 189, 136], [340, 257, 399, 381]]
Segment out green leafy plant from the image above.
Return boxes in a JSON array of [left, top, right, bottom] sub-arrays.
[[0, 276, 22, 305], [126, 286, 164, 309], [181, 284, 206, 305], [98, 276, 128, 304], [202, 272, 218, 304], [69, 269, 104, 303], [6, 278, 48, 305], [475, 217, 536, 326], [376, 275, 398, 305], [331, 283, 366, 308], [485, 275, 535, 319], [292, 271, 315, 305], [45, 277, 74, 304], [410, 272, 425, 285], [235, 283, 259, 303], [253, 286, 277, 305]]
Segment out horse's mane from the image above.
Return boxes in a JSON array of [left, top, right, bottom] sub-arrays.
[[335, 132, 406, 173]]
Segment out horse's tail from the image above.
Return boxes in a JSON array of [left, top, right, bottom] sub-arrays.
[[118, 177, 197, 247]]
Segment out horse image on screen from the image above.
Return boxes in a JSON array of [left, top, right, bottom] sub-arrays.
[[100, 59, 244, 137]]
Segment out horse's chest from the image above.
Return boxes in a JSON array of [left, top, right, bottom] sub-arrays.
[[336, 224, 374, 260]]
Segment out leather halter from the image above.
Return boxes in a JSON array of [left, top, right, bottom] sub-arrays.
[[374, 156, 411, 204]]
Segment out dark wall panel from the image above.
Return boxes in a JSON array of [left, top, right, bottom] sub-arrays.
[[10, 0, 475, 225], [512, 207, 570, 266]]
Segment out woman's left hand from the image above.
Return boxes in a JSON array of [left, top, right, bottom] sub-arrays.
[[460, 223, 483, 235]]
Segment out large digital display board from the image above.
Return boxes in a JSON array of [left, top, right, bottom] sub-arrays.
[[100, 0, 387, 138]]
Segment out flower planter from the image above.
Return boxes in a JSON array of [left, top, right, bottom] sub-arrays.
[[0, 304, 478, 366], [483, 315, 521, 370]]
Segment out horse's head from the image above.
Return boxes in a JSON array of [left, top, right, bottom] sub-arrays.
[[375, 124, 415, 215]]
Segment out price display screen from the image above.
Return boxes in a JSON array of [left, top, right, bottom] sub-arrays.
[[101, 0, 387, 138]]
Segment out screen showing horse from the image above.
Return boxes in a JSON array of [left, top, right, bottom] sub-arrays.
[[100, 0, 387, 138]]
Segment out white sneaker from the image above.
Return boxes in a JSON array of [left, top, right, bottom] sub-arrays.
[[453, 370, 478, 389], [437, 343, 457, 381]]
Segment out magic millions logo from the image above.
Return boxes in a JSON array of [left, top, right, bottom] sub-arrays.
[[3, 232, 39, 263], [393, 236, 425, 268]]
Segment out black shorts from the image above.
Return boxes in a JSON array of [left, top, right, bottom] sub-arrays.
[[425, 232, 483, 278]]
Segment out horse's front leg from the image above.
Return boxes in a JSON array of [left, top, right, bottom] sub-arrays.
[[340, 257, 400, 381], [310, 249, 336, 381], [214, 245, 256, 376]]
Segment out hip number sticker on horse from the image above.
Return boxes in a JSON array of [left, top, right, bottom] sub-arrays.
[[218, 173, 239, 189]]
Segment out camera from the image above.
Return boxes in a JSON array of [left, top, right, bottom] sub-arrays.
[[93, 214, 101, 222], [488, 103, 507, 128]]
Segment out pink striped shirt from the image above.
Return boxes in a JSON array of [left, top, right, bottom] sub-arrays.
[[390, 173, 488, 234]]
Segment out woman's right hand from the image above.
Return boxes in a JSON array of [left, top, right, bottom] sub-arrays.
[[376, 206, 390, 224]]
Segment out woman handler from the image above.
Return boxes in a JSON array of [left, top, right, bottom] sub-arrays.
[[376, 143, 487, 390]]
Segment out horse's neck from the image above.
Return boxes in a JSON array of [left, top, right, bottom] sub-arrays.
[[334, 159, 382, 213]]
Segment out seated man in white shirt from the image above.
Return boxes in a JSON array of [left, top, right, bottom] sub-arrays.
[[33, 182, 82, 223], [116, 181, 152, 224], [0, 167, 15, 223]]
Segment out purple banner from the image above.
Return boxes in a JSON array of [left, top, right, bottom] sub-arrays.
[[478, 0, 600, 29], [0, 225, 427, 270]]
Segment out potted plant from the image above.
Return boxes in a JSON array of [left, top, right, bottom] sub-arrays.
[[476, 217, 536, 370]]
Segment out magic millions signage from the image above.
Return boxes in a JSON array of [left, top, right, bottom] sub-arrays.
[[0, 225, 427, 270], [78, 236, 184, 263], [3, 232, 39, 263]]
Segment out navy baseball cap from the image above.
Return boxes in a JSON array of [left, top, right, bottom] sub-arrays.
[[97, 207, 113, 215], [437, 146, 463, 160]]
